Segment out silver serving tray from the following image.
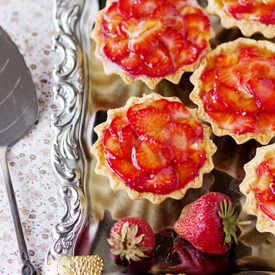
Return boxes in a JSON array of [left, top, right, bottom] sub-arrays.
[[47, 0, 275, 274]]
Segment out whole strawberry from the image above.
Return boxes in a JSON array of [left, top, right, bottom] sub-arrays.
[[107, 217, 155, 262], [174, 192, 243, 254]]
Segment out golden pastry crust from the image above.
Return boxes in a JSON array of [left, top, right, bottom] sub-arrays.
[[91, 93, 217, 204], [190, 37, 275, 145], [240, 143, 275, 236], [90, 0, 215, 90], [207, 0, 275, 38]]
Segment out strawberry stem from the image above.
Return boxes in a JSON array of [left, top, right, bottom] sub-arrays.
[[218, 200, 251, 246]]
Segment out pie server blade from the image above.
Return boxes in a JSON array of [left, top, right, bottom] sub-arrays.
[[0, 26, 38, 275]]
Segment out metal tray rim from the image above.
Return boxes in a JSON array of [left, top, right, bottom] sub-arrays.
[[47, 1, 275, 274], [46, 0, 89, 263]]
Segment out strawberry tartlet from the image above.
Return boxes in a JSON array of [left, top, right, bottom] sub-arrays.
[[207, 0, 275, 38], [90, 0, 215, 89], [91, 93, 216, 204], [240, 143, 275, 235], [190, 38, 275, 145]]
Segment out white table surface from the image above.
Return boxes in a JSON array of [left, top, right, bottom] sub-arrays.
[[0, 1, 63, 274]]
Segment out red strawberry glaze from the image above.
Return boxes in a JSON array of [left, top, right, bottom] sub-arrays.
[[101, 99, 207, 195], [255, 156, 275, 220], [199, 44, 275, 135], [222, 0, 275, 25], [96, 0, 212, 78]]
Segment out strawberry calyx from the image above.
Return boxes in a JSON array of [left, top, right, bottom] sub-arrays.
[[218, 200, 251, 245], [107, 221, 152, 262]]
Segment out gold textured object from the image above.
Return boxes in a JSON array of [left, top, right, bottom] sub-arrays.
[[45, 255, 104, 275]]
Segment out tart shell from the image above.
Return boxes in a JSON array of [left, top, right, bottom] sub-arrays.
[[240, 143, 275, 236], [207, 0, 275, 39], [91, 93, 217, 204], [190, 37, 275, 145], [90, 0, 215, 90]]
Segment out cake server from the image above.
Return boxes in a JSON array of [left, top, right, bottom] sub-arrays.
[[0, 26, 38, 275]]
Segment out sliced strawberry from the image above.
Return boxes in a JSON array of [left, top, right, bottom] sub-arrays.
[[202, 89, 228, 112], [179, 5, 204, 15], [115, 52, 143, 72], [223, 0, 255, 14], [266, 155, 275, 175], [103, 35, 129, 60], [109, 113, 129, 135], [126, 99, 169, 120], [242, 5, 275, 24], [118, 16, 140, 36], [247, 78, 275, 111], [132, 136, 173, 173], [102, 129, 124, 158], [166, 15, 186, 33], [176, 41, 199, 67], [107, 154, 149, 181], [201, 68, 218, 93], [207, 110, 257, 134], [163, 101, 190, 123], [217, 66, 241, 92], [257, 156, 275, 177], [172, 159, 198, 189], [134, 165, 179, 194], [237, 46, 260, 61], [118, 124, 138, 159], [257, 111, 275, 131], [256, 170, 274, 201], [215, 83, 260, 114], [255, 162, 275, 220], [185, 118, 204, 138], [167, 0, 188, 10], [102, 2, 124, 35], [162, 101, 204, 137], [119, 16, 166, 54], [257, 199, 275, 221], [188, 147, 207, 168], [256, 161, 268, 177], [141, 43, 170, 66], [238, 0, 256, 7], [132, 0, 164, 17], [117, 0, 136, 15], [152, 2, 180, 26], [214, 53, 239, 68], [163, 101, 203, 137], [164, 101, 204, 138], [186, 30, 207, 53], [129, 107, 171, 135], [159, 122, 197, 163], [141, 43, 174, 77], [258, 5, 275, 25], [159, 27, 185, 58], [183, 13, 211, 33], [236, 55, 275, 94]]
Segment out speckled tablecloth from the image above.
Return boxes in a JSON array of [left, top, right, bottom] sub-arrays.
[[0, 1, 62, 274]]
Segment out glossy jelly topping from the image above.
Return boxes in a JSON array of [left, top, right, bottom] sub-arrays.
[[221, 0, 275, 25], [200, 44, 275, 135], [102, 99, 207, 195], [256, 155, 275, 220], [97, 0, 212, 78]]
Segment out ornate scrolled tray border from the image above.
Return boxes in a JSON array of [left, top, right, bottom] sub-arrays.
[[46, 0, 98, 262]]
